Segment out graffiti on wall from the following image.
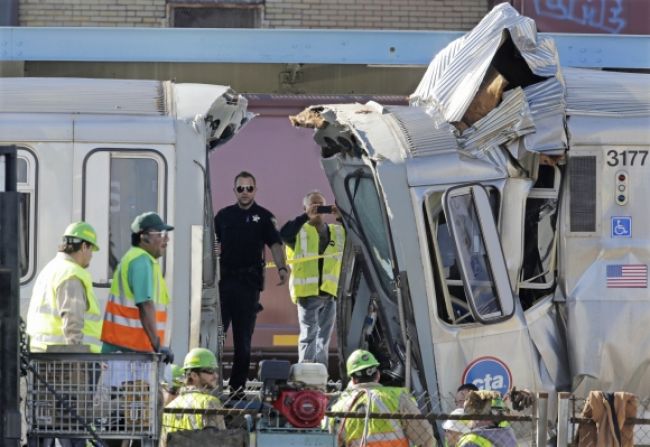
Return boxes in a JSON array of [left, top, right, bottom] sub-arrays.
[[533, 0, 626, 33]]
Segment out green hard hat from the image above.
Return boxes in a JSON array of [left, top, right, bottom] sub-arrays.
[[63, 221, 99, 251], [162, 364, 185, 391], [183, 348, 218, 371], [170, 364, 184, 386], [491, 397, 506, 412], [346, 349, 380, 376]]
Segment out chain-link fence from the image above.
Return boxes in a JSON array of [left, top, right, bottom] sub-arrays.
[[159, 386, 550, 446], [558, 392, 650, 447]]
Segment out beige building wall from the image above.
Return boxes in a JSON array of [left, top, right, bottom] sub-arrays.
[[19, 0, 487, 30], [19, 0, 167, 27], [264, 0, 487, 30]]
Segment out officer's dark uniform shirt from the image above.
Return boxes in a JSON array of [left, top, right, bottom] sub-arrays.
[[214, 202, 281, 289]]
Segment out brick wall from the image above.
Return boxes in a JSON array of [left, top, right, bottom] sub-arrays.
[[19, 0, 488, 29], [19, 0, 167, 27], [263, 0, 488, 30]]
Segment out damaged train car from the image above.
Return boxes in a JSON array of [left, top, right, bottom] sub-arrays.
[[291, 2, 650, 417]]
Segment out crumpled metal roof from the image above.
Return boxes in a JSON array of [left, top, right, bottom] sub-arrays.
[[410, 2, 568, 160], [410, 3, 560, 123], [294, 3, 649, 167]]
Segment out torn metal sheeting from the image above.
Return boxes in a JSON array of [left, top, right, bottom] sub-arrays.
[[410, 3, 560, 124]]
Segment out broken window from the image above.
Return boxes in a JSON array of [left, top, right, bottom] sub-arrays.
[[519, 165, 561, 309], [345, 173, 395, 296]]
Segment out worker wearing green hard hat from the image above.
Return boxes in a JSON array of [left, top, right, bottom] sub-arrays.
[[182, 347, 218, 371], [162, 364, 185, 405], [160, 348, 225, 446], [63, 221, 100, 252], [458, 390, 518, 447], [327, 349, 435, 447], [26, 221, 103, 354], [346, 348, 380, 377]]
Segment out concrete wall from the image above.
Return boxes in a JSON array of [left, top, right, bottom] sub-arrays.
[[19, 0, 487, 30]]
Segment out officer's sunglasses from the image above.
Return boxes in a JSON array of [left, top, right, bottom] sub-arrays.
[[235, 185, 255, 193]]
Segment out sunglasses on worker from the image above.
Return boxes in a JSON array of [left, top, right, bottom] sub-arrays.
[[235, 185, 255, 193], [198, 368, 217, 375]]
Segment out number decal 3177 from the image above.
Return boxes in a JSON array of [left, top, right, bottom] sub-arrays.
[[607, 150, 648, 167]]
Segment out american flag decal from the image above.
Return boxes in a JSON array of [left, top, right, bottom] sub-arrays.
[[606, 264, 648, 288]]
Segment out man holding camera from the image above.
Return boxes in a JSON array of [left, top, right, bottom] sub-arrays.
[[280, 191, 345, 366]]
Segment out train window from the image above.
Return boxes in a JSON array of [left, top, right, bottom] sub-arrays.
[[424, 185, 508, 325], [444, 185, 514, 323], [17, 149, 37, 283], [84, 150, 166, 285], [108, 157, 160, 274]]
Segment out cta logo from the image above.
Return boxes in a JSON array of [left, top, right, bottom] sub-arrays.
[[462, 356, 512, 397]]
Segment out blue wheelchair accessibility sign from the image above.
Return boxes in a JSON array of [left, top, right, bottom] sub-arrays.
[[611, 216, 632, 238], [462, 356, 512, 397]]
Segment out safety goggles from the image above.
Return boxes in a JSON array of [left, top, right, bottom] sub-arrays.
[[235, 185, 255, 193], [147, 230, 168, 238]]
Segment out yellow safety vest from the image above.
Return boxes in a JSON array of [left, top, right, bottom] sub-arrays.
[[161, 390, 224, 439], [457, 433, 494, 447], [26, 255, 102, 352], [331, 386, 409, 447], [101, 247, 169, 352], [286, 223, 345, 303]]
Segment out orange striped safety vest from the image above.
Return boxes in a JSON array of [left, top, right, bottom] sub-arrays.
[[100, 247, 170, 351]]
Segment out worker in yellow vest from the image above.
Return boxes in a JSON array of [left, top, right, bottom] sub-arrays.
[[26, 222, 102, 353], [160, 348, 225, 447], [328, 349, 435, 447], [100, 212, 174, 363], [455, 390, 517, 447], [162, 363, 185, 406], [280, 190, 345, 366]]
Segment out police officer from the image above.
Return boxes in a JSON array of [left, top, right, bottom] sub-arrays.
[[214, 171, 287, 394], [329, 349, 435, 447], [280, 190, 345, 366], [160, 348, 225, 447], [26, 222, 102, 353]]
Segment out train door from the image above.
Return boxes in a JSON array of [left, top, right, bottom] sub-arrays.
[[72, 118, 175, 341]]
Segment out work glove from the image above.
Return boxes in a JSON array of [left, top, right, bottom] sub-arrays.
[[158, 346, 175, 364], [510, 386, 534, 411]]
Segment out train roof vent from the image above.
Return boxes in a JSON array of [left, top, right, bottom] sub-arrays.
[[385, 106, 458, 158], [569, 155, 597, 232], [0, 78, 166, 115]]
